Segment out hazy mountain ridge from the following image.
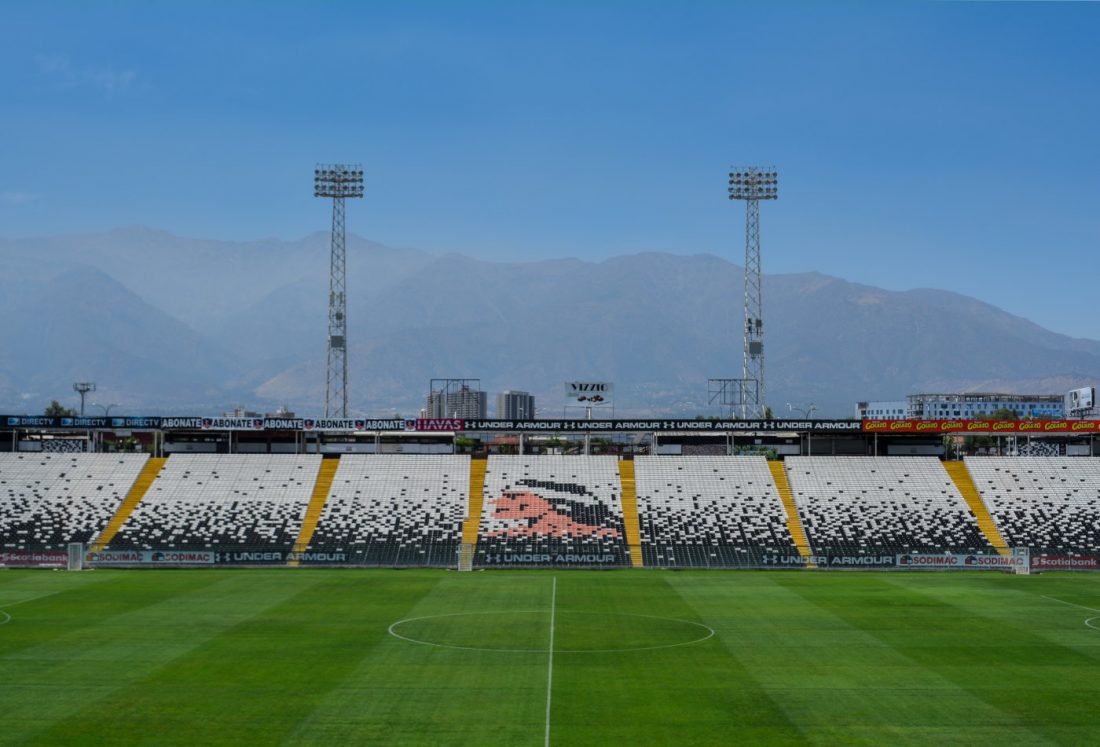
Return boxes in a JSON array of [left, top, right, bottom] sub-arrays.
[[0, 227, 1096, 416]]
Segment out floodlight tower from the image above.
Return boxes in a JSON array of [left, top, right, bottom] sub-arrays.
[[72, 382, 95, 416], [314, 164, 364, 418], [728, 166, 778, 418]]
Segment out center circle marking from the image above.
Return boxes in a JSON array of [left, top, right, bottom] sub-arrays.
[[1086, 616, 1100, 630], [388, 610, 715, 653]]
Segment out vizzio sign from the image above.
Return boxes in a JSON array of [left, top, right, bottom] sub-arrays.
[[565, 381, 613, 406]]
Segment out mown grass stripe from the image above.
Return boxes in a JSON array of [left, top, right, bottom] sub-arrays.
[[0, 571, 327, 745], [771, 573, 1067, 746], [288, 572, 552, 746], [30, 570, 444, 747]]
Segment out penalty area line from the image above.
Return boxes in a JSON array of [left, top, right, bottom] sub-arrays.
[[1041, 594, 1100, 614]]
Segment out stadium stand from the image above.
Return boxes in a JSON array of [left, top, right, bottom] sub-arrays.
[[1016, 442, 1063, 457], [476, 455, 630, 565], [306, 455, 468, 565], [634, 456, 798, 566], [0, 453, 148, 550], [965, 457, 1100, 552], [108, 454, 320, 550], [785, 457, 992, 555]]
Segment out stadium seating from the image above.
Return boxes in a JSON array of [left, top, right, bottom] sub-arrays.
[[965, 457, 1100, 552], [307, 455, 469, 566], [108, 454, 320, 550], [0, 453, 148, 550], [476, 455, 629, 565], [634, 455, 797, 566], [785, 457, 991, 555]]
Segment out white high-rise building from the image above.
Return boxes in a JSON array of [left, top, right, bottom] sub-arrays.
[[496, 390, 535, 419], [426, 386, 487, 419]]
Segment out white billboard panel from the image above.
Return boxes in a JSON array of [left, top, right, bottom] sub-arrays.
[[564, 381, 613, 406], [1066, 386, 1096, 414]]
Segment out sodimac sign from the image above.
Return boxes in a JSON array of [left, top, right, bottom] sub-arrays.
[[862, 419, 1099, 434]]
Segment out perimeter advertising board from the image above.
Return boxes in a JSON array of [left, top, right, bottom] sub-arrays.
[[1030, 555, 1100, 571], [89, 550, 215, 565], [479, 552, 624, 566], [758, 554, 896, 567], [0, 550, 68, 566], [895, 553, 1025, 569], [214, 550, 349, 565]]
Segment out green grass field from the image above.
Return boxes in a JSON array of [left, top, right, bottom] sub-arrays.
[[2, 569, 1100, 746]]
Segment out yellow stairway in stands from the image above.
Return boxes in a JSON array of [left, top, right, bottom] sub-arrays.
[[768, 460, 814, 564], [288, 457, 340, 566], [618, 460, 644, 567], [88, 457, 167, 553], [944, 461, 1009, 556], [461, 458, 488, 546]]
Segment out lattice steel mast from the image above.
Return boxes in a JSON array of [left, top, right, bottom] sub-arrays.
[[728, 166, 778, 418], [314, 164, 364, 418]]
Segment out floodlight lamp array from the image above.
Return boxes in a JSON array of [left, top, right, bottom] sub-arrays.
[[728, 167, 778, 201], [314, 163, 365, 198]]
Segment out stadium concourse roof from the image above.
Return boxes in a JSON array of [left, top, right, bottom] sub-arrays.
[[2, 414, 1098, 435]]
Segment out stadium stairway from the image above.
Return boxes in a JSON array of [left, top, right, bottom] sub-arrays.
[[461, 458, 488, 547], [288, 456, 340, 567], [768, 460, 815, 565], [943, 461, 1010, 556], [88, 457, 167, 553], [617, 459, 644, 567]]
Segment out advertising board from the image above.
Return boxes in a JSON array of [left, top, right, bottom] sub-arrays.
[[564, 382, 613, 406]]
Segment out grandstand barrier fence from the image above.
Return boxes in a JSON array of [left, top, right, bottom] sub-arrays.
[[4, 544, 1096, 571]]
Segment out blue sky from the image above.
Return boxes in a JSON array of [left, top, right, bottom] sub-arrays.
[[2, 1, 1098, 338]]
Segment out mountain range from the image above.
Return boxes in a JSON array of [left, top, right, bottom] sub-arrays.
[[1, 226, 1096, 418]]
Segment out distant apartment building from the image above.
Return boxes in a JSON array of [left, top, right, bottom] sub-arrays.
[[856, 393, 1065, 420], [426, 386, 487, 419], [854, 400, 908, 420], [496, 390, 535, 419]]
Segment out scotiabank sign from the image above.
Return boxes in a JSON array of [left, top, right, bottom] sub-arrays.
[[863, 419, 1100, 434], [0, 550, 67, 566], [1031, 555, 1100, 570]]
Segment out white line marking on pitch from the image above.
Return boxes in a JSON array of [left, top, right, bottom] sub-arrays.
[[387, 609, 714, 653], [1041, 595, 1100, 614], [545, 576, 556, 747], [0, 591, 61, 625]]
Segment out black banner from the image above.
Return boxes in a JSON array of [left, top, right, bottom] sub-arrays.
[[462, 419, 862, 433], [758, 554, 897, 567], [214, 549, 350, 564], [2, 414, 862, 433], [478, 551, 623, 565]]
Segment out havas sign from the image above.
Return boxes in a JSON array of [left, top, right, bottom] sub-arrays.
[[565, 381, 613, 405]]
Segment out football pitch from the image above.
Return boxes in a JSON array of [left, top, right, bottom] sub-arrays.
[[2, 569, 1099, 746]]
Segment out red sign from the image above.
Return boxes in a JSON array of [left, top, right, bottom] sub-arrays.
[[1031, 555, 1100, 570], [415, 418, 465, 432], [862, 419, 1100, 434], [0, 550, 67, 566]]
